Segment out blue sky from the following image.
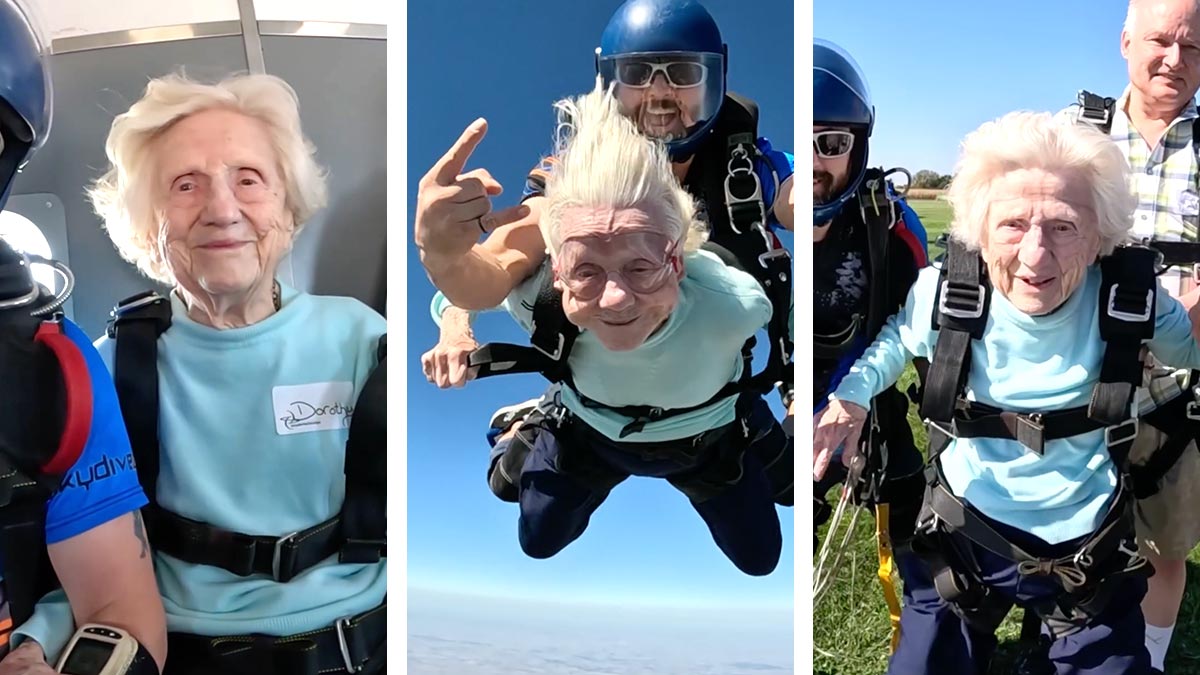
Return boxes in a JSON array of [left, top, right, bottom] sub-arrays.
[[406, 0, 794, 613], [815, 0, 1135, 174]]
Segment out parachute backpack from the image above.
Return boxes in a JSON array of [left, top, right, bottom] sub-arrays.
[[0, 0, 90, 628], [0, 236, 90, 627]]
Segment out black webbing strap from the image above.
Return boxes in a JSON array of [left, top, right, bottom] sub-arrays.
[[1148, 241, 1200, 267], [952, 403, 1105, 456], [108, 291, 172, 510], [340, 335, 387, 564], [1130, 389, 1200, 499], [0, 484, 53, 627], [756, 248, 793, 389], [145, 506, 343, 583], [168, 602, 386, 675], [920, 239, 990, 424], [858, 169, 895, 338], [1091, 246, 1157, 426], [468, 272, 579, 382]]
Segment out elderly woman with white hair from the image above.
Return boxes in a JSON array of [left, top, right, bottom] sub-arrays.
[[814, 111, 1200, 675], [22, 73, 386, 675], [431, 82, 791, 576]]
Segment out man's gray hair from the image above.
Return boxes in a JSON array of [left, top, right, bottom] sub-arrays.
[[540, 78, 708, 256], [946, 111, 1134, 257]]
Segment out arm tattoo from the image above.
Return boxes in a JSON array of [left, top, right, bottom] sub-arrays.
[[133, 511, 149, 559]]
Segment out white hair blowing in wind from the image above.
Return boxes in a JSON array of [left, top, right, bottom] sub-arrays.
[[540, 78, 708, 256]]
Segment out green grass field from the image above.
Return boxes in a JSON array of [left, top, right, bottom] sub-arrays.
[[812, 199, 1200, 674]]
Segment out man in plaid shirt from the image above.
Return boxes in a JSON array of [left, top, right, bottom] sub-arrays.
[[1055, 1, 1200, 673]]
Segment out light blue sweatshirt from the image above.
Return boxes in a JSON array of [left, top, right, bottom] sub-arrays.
[[833, 265, 1200, 544]]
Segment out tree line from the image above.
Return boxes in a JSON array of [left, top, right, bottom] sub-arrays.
[[911, 169, 952, 190]]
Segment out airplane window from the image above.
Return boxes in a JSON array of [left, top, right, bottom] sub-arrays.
[[0, 210, 58, 293]]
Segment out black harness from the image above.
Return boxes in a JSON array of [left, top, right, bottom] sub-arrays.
[[911, 239, 1160, 637], [107, 290, 387, 583], [106, 290, 386, 673], [813, 169, 907, 365]]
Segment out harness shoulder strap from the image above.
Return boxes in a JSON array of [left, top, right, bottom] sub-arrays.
[[468, 270, 579, 382], [858, 169, 896, 339], [340, 334, 387, 564], [919, 239, 990, 426], [108, 291, 172, 506], [1091, 246, 1157, 432]]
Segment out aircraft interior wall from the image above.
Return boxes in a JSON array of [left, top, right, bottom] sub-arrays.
[[8, 29, 386, 336]]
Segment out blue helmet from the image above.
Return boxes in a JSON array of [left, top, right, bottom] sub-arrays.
[[596, 0, 726, 160], [0, 0, 50, 210], [814, 38, 873, 225], [0, 0, 51, 306]]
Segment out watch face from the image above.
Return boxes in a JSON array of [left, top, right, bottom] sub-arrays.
[[61, 637, 116, 675]]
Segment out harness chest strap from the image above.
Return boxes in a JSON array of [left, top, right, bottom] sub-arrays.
[[108, 291, 387, 582]]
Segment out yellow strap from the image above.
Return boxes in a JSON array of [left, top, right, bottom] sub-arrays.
[[875, 503, 903, 654]]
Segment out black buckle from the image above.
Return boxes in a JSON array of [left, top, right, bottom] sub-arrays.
[[106, 291, 168, 338], [938, 280, 986, 319], [1014, 413, 1045, 455], [531, 332, 566, 361], [1077, 90, 1113, 127], [1106, 285, 1153, 323], [1105, 418, 1139, 448], [336, 617, 364, 673], [1188, 401, 1200, 421], [111, 291, 166, 318], [724, 141, 766, 236], [271, 531, 300, 582]]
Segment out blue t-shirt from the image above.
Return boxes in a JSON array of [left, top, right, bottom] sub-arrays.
[[2, 318, 147, 654]]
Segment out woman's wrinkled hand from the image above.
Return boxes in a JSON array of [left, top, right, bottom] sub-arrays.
[[0, 643, 56, 675], [421, 334, 480, 388], [813, 398, 868, 481], [414, 119, 529, 269]]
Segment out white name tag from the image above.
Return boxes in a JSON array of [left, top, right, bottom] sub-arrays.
[[272, 381, 355, 435]]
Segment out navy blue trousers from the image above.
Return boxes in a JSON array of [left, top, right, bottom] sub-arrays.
[[508, 398, 784, 576]]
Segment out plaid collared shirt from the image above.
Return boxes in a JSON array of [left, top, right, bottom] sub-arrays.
[[1100, 89, 1200, 411]]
